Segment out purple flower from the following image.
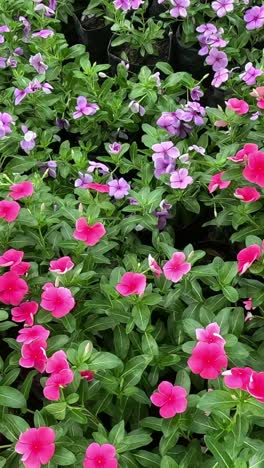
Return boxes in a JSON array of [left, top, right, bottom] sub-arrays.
[[34, 2, 55, 16], [156, 112, 192, 138], [32, 29, 54, 38], [0, 57, 6, 68], [14, 48, 24, 56], [39, 160, 57, 178], [19, 16, 31, 35], [244, 6, 264, 30], [154, 201, 172, 230], [20, 125, 36, 153], [206, 48, 228, 72], [240, 62, 263, 86], [29, 53, 48, 74], [129, 100, 145, 116], [14, 88, 29, 106], [212, 68, 229, 87], [0, 26, 10, 33], [130, 0, 143, 8], [212, 0, 234, 17], [250, 112, 260, 121], [109, 142, 123, 154], [87, 161, 109, 174], [170, 168, 193, 189], [28, 79, 42, 93], [114, 0, 130, 10], [56, 118, 70, 130], [178, 102, 206, 126], [0, 112, 14, 138], [188, 145, 205, 155], [74, 172, 93, 188], [152, 155, 176, 179], [73, 96, 99, 119], [170, 0, 190, 18], [196, 24, 217, 36], [152, 142, 180, 160], [190, 86, 204, 101], [128, 197, 139, 205], [206, 33, 227, 49], [108, 178, 130, 199], [7, 57, 17, 68], [41, 82, 53, 94]]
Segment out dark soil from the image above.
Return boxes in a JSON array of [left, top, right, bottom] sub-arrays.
[[81, 15, 105, 30]]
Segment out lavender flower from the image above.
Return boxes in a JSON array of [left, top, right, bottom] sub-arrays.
[[0, 25, 10, 44], [206, 48, 228, 72], [240, 63, 263, 86], [177, 102, 206, 126], [109, 142, 123, 154], [14, 48, 24, 56], [29, 53, 48, 74], [212, 0, 234, 18], [0, 57, 6, 68], [113, 0, 130, 10], [39, 160, 57, 178], [170, 0, 190, 18], [18, 16, 31, 35], [74, 172, 93, 188], [190, 86, 204, 101], [32, 29, 54, 38], [244, 6, 264, 30], [196, 24, 217, 36], [188, 145, 205, 155], [156, 111, 192, 137], [73, 96, 99, 119], [154, 200, 172, 230], [87, 161, 109, 174], [14, 88, 29, 106], [0, 112, 14, 138], [7, 57, 17, 68], [250, 112, 260, 121], [41, 82, 53, 94], [212, 68, 229, 87], [129, 100, 145, 116], [170, 168, 193, 189], [20, 125, 36, 153], [108, 178, 131, 199], [152, 155, 176, 179]]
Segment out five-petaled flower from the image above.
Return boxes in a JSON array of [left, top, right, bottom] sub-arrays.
[[150, 381, 188, 418]]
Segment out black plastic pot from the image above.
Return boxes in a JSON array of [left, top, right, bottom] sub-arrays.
[[73, 13, 111, 63], [172, 26, 209, 81], [203, 86, 232, 108], [146, 0, 167, 18], [108, 31, 173, 75]]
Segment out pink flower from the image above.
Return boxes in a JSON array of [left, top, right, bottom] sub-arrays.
[[40, 283, 75, 318], [196, 322, 225, 346], [247, 371, 264, 402], [212, 0, 234, 17], [206, 48, 228, 72], [73, 218, 106, 246], [49, 256, 74, 274], [9, 181, 34, 200], [152, 141, 180, 160], [73, 96, 99, 119], [11, 261, 31, 275], [0, 271, 28, 305], [223, 367, 253, 390], [187, 342, 228, 379], [243, 151, 264, 187], [11, 301, 39, 326], [0, 248, 24, 267], [16, 325, 50, 344], [229, 143, 259, 163], [85, 182, 110, 193], [237, 244, 261, 275], [148, 254, 162, 278], [32, 29, 54, 38], [0, 200, 20, 222], [170, 169, 193, 189], [240, 62, 263, 86], [150, 381, 187, 418], [234, 187, 261, 203], [243, 297, 256, 311], [170, 0, 190, 18], [15, 427, 55, 468], [163, 252, 191, 283], [226, 98, 249, 115], [208, 171, 231, 193], [43, 368, 74, 400], [19, 339, 47, 373], [244, 6, 264, 30], [116, 272, 146, 296], [212, 68, 229, 88], [80, 370, 94, 381], [83, 443, 118, 468], [46, 350, 69, 374], [257, 98, 264, 110]]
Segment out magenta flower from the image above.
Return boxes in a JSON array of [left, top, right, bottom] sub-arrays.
[[244, 6, 264, 30], [152, 141, 180, 160], [0, 271, 28, 305], [196, 323, 225, 346], [80, 370, 94, 381], [9, 181, 34, 200], [0, 112, 14, 137], [15, 427, 55, 468], [234, 187, 261, 203], [188, 342, 228, 379], [206, 48, 228, 72], [19, 339, 47, 373], [40, 283, 75, 318], [240, 63, 263, 86], [237, 244, 261, 275], [73, 96, 99, 119], [73, 218, 106, 246], [170, 0, 190, 18], [49, 256, 74, 274], [212, 0, 234, 17], [243, 297, 256, 311], [208, 172, 231, 193], [229, 143, 258, 163], [0, 248, 23, 267], [243, 151, 264, 187], [43, 368, 74, 400], [108, 178, 130, 199], [11, 302, 39, 326], [83, 443, 118, 468], [163, 252, 191, 283], [247, 371, 264, 402], [170, 169, 193, 189], [148, 254, 163, 278], [32, 29, 54, 38], [0, 200, 20, 222], [223, 367, 253, 390], [212, 68, 229, 87], [16, 325, 49, 344], [46, 350, 69, 374], [29, 53, 48, 74], [116, 272, 146, 296], [150, 381, 188, 418]]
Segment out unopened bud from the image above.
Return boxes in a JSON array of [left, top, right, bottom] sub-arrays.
[[78, 203, 83, 214], [55, 276, 60, 287]]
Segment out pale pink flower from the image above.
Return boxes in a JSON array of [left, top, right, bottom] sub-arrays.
[[148, 254, 162, 278]]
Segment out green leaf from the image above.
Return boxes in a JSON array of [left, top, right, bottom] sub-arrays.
[[249, 450, 264, 468], [109, 421, 125, 446], [134, 450, 161, 467], [0, 310, 8, 321], [132, 304, 150, 331], [204, 436, 234, 468], [197, 390, 237, 412], [122, 355, 152, 387], [222, 286, 239, 303], [45, 402, 66, 420], [0, 415, 29, 442], [161, 455, 179, 468], [89, 352, 123, 370], [156, 62, 174, 75], [52, 447, 76, 466], [0, 386, 26, 408]]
